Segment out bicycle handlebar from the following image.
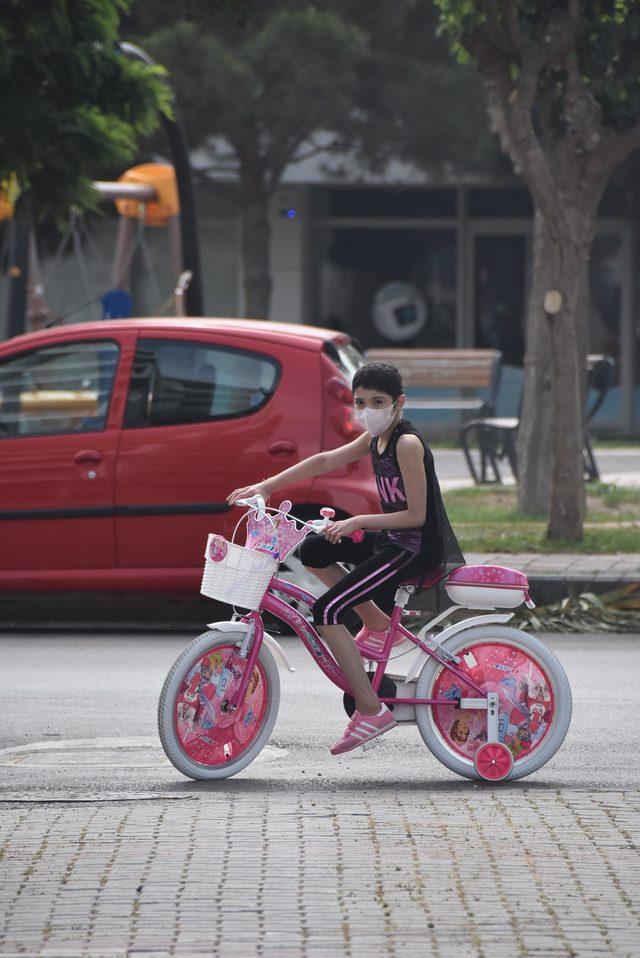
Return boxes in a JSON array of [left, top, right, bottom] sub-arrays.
[[234, 496, 364, 543]]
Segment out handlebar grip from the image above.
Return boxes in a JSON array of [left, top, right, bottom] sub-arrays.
[[349, 529, 365, 544]]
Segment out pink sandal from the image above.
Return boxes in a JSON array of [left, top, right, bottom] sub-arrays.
[[330, 704, 397, 755], [355, 626, 405, 653]]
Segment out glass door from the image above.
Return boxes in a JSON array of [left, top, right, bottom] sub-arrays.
[[469, 223, 631, 429], [315, 227, 457, 350]]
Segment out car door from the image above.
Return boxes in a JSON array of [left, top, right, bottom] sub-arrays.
[[115, 333, 320, 575], [0, 332, 134, 579]]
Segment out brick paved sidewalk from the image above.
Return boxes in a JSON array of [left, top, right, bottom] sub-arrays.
[[1, 788, 638, 958], [466, 552, 640, 584]]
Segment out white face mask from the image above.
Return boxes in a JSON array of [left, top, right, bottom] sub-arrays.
[[355, 401, 398, 437]]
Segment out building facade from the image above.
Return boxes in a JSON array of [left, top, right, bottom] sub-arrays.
[[1, 176, 638, 434]]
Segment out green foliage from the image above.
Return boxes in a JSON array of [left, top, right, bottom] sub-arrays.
[[143, 4, 365, 182], [434, 0, 640, 135], [0, 0, 171, 220], [130, 0, 501, 188], [589, 481, 640, 508], [345, 0, 502, 176]]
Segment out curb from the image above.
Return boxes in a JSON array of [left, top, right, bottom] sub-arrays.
[[0, 572, 637, 631]]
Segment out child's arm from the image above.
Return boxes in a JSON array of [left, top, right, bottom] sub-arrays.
[[227, 431, 371, 504], [324, 434, 426, 542]]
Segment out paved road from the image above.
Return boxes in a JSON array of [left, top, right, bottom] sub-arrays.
[[433, 446, 640, 489], [0, 632, 638, 957], [0, 634, 640, 794], [0, 631, 638, 792]]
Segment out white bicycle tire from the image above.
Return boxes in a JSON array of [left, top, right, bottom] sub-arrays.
[[415, 625, 572, 782], [158, 628, 280, 781]]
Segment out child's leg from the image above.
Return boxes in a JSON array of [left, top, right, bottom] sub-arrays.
[[316, 623, 380, 715], [310, 564, 390, 632], [311, 546, 419, 714], [299, 533, 390, 631]]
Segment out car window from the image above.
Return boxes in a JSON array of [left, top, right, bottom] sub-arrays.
[[124, 338, 281, 428], [0, 340, 119, 438]]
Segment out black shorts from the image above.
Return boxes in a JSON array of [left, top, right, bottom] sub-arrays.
[[298, 532, 424, 626]]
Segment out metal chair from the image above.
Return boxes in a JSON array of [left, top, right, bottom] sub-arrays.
[[459, 355, 615, 484]]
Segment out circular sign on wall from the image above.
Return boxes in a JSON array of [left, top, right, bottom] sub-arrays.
[[372, 281, 427, 342]]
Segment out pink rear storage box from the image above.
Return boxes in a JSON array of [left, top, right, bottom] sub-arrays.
[[445, 565, 534, 610]]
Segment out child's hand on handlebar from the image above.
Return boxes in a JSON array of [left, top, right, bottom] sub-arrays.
[[323, 517, 364, 544], [227, 481, 269, 505]]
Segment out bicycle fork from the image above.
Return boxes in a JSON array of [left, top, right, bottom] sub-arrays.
[[220, 613, 264, 715]]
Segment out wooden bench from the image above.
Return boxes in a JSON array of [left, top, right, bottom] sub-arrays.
[[364, 348, 502, 416]]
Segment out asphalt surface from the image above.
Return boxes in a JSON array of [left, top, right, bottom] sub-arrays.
[[1, 630, 638, 794], [433, 445, 640, 489]]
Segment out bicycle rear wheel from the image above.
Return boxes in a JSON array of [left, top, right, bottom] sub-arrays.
[[158, 629, 280, 780], [415, 625, 571, 781]]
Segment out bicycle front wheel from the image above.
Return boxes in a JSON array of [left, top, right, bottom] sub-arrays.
[[158, 629, 280, 780], [415, 625, 572, 782]]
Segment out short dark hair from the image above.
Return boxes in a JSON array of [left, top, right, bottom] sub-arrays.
[[352, 362, 404, 400]]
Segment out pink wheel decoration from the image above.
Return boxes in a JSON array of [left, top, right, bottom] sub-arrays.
[[474, 741, 514, 781], [430, 640, 555, 766], [174, 644, 268, 768]]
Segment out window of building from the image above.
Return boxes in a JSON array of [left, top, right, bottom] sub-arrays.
[[473, 235, 526, 365], [468, 188, 533, 218], [317, 188, 456, 219], [316, 227, 457, 350]]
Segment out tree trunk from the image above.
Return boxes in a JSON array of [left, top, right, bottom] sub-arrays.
[[516, 208, 554, 516], [240, 170, 272, 319], [517, 201, 596, 541], [546, 218, 594, 542]]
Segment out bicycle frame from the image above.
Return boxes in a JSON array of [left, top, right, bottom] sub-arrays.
[[223, 574, 488, 714]]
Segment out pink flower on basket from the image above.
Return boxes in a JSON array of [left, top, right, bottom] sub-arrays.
[[208, 535, 228, 563]]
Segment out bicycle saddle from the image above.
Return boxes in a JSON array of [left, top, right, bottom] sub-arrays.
[[399, 566, 447, 591]]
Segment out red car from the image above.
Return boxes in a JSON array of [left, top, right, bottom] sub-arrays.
[[0, 318, 378, 593]]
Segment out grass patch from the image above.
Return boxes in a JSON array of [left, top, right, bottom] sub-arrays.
[[445, 484, 640, 553], [588, 481, 640, 508]]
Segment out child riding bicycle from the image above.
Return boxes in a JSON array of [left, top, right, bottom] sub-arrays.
[[227, 362, 464, 756]]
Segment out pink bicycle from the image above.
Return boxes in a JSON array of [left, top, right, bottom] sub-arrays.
[[158, 497, 571, 782]]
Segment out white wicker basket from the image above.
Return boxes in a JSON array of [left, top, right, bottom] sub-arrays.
[[200, 534, 278, 609]]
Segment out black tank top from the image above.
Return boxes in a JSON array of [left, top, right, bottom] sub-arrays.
[[371, 419, 465, 573]]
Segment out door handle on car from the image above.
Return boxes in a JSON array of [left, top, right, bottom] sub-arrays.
[[267, 440, 297, 458], [74, 449, 103, 465]]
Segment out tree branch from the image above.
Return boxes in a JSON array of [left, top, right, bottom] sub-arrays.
[[563, 50, 603, 156], [468, 28, 561, 230], [499, 0, 536, 60], [479, 0, 517, 57], [539, 0, 580, 70], [598, 117, 640, 181]]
